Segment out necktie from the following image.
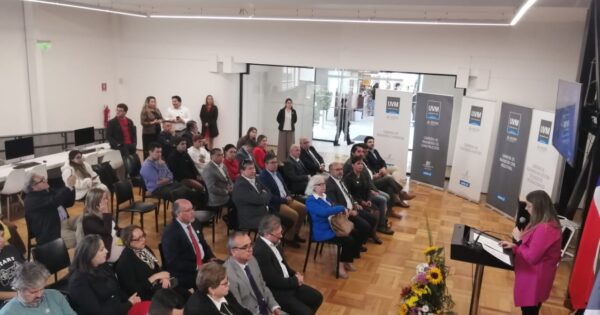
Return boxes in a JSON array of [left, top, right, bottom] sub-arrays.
[[220, 302, 233, 315], [244, 265, 269, 315], [307, 149, 319, 165], [186, 225, 203, 267]]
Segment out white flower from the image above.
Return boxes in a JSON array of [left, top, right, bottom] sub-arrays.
[[421, 305, 430, 312], [416, 263, 429, 273]]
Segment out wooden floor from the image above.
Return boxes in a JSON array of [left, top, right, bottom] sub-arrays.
[[12, 177, 573, 315]]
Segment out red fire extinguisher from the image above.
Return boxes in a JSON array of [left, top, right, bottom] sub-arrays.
[[103, 105, 110, 128]]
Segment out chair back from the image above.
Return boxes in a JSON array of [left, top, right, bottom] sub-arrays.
[[114, 180, 134, 206], [102, 150, 123, 170], [1, 169, 28, 195], [158, 242, 168, 270], [29, 164, 48, 179], [32, 238, 70, 275], [124, 154, 142, 178], [84, 153, 99, 165], [92, 162, 119, 192]]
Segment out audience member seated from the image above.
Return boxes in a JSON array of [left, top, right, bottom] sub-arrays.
[[254, 216, 323, 315], [305, 175, 360, 279], [224, 232, 283, 315], [184, 262, 252, 315], [61, 150, 108, 200], [24, 173, 76, 246], [82, 188, 123, 262], [326, 162, 380, 245], [161, 199, 218, 291], [299, 138, 325, 175], [158, 121, 176, 161], [0, 224, 24, 303], [116, 225, 171, 301], [202, 148, 232, 213], [232, 160, 271, 231], [140, 142, 202, 208], [69, 234, 143, 315], [252, 135, 269, 171], [236, 139, 260, 171], [181, 120, 199, 147], [188, 135, 210, 173], [223, 144, 241, 183], [344, 156, 394, 235], [106, 103, 137, 156], [281, 144, 310, 195], [149, 289, 185, 315], [236, 127, 258, 149], [167, 138, 207, 206], [258, 154, 306, 248], [0, 262, 75, 315]]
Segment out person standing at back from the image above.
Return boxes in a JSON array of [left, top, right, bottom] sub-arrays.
[[276, 98, 297, 162], [140, 96, 163, 160], [106, 103, 137, 157], [164, 95, 190, 135], [200, 94, 219, 149]]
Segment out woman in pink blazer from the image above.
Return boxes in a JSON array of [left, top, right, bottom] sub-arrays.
[[500, 190, 562, 315]]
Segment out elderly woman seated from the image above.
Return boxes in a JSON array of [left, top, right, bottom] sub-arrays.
[[304, 174, 361, 279], [0, 261, 76, 314]]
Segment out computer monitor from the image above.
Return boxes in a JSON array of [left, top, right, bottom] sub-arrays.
[[74, 127, 95, 147], [4, 137, 34, 162]]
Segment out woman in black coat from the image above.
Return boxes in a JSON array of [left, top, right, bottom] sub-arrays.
[[115, 225, 171, 301], [276, 98, 298, 162], [200, 94, 219, 149], [81, 188, 123, 262], [68, 234, 143, 315]]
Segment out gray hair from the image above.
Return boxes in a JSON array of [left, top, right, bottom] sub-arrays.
[[258, 215, 281, 236], [328, 161, 342, 172], [227, 231, 249, 253], [172, 199, 190, 217], [305, 174, 327, 196], [12, 261, 50, 291], [289, 144, 300, 153]]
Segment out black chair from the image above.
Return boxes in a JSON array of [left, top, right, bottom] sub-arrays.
[[32, 238, 70, 293], [302, 215, 343, 279], [93, 162, 120, 213], [158, 242, 167, 270], [170, 189, 216, 243], [114, 180, 159, 232], [123, 154, 143, 193], [140, 179, 168, 227], [24, 216, 36, 261]]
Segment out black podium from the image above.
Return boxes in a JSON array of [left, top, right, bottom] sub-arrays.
[[450, 224, 514, 315]]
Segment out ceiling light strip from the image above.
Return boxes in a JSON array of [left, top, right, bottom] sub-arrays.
[[23, 0, 147, 18], [510, 0, 537, 26], [149, 15, 510, 27]]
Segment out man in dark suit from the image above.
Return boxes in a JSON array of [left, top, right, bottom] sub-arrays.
[[106, 103, 137, 156], [236, 139, 260, 171], [299, 138, 325, 175], [281, 144, 310, 195], [258, 153, 306, 248], [232, 160, 271, 231], [161, 199, 218, 290], [326, 162, 381, 244], [253, 216, 323, 315]]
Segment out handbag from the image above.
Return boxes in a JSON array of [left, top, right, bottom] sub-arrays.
[[328, 213, 354, 237]]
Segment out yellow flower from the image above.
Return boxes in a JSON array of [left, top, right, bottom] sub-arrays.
[[399, 303, 409, 315], [427, 267, 443, 285], [411, 284, 430, 297], [407, 296, 419, 308], [424, 246, 438, 255]]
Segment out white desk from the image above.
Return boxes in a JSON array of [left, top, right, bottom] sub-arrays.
[[0, 143, 116, 182]]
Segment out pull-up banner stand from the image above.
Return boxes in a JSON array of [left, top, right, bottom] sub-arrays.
[[373, 89, 413, 180], [487, 103, 532, 218], [448, 97, 498, 202], [410, 92, 454, 189]]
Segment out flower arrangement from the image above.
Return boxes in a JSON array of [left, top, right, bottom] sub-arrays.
[[399, 213, 455, 315]]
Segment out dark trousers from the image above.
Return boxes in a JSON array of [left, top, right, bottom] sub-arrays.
[[273, 285, 323, 315], [521, 304, 541, 315], [349, 214, 371, 245], [373, 176, 403, 208], [332, 235, 360, 263]]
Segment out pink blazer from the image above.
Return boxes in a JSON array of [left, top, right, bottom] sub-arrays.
[[512, 222, 562, 306]]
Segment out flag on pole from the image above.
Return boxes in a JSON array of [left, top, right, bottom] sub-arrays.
[[584, 271, 600, 314], [569, 176, 600, 309]]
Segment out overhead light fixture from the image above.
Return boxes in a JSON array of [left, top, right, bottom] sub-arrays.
[[23, 0, 147, 18], [510, 0, 537, 26], [149, 15, 511, 27]]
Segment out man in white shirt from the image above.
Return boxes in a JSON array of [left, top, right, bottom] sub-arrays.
[[165, 95, 191, 133], [188, 135, 211, 173]]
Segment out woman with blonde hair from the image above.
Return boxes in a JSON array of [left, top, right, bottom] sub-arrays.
[[80, 188, 123, 262]]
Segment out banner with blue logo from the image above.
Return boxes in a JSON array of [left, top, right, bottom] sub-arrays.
[[519, 110, 561, 200], [410, 93, 454, 188], [448, 97, 498, 202], [487, 102, 532, 218]]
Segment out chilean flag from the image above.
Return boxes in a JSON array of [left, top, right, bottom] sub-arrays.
[[584, 272, 600, 314], [569, 176, 600, 310]]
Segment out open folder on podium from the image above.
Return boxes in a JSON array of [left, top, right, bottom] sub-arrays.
[[450, 224, 514, 315]]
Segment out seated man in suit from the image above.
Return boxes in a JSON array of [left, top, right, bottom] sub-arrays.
[[326, 162, 381, 245], [236, 139, 260, 171], [224, 232, 283, 315], [299, 138, 325, 176], [254, 216, 323, 315], [24, 173, 76, 245], [232, 160, 271, 231], [161, 199, 218, 290], [202, 148, 233, 213], [281, 144, 310, 195], [258, 153, 306, 248]]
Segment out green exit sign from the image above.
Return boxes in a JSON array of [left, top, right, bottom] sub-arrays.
[[36, 41, 52, 51]]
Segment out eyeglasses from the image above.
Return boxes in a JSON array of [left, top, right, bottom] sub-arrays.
[[131, 233, 146, 242], [32, 177, 47, 185], [219, 280, 230, 287], [314, 183, 325, 186], [233, 243, 254, 251]]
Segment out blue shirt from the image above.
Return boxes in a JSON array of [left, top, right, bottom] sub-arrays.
[[140, 159, 174, 193]]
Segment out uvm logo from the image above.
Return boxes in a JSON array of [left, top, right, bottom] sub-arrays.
[[386, 97, 400, 115], [469, 106, 483, 126], [507, 112, 521, 136], [426, 100, 441, 121], [537, 120, 552, 144]]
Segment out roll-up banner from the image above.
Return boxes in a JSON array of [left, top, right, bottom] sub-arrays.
[[410, 93, 454, 189], [487, 103, 532, 218], [448, 97, 498, 202], [520, 110, 561, 200], [373, 89, 413, 180]]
